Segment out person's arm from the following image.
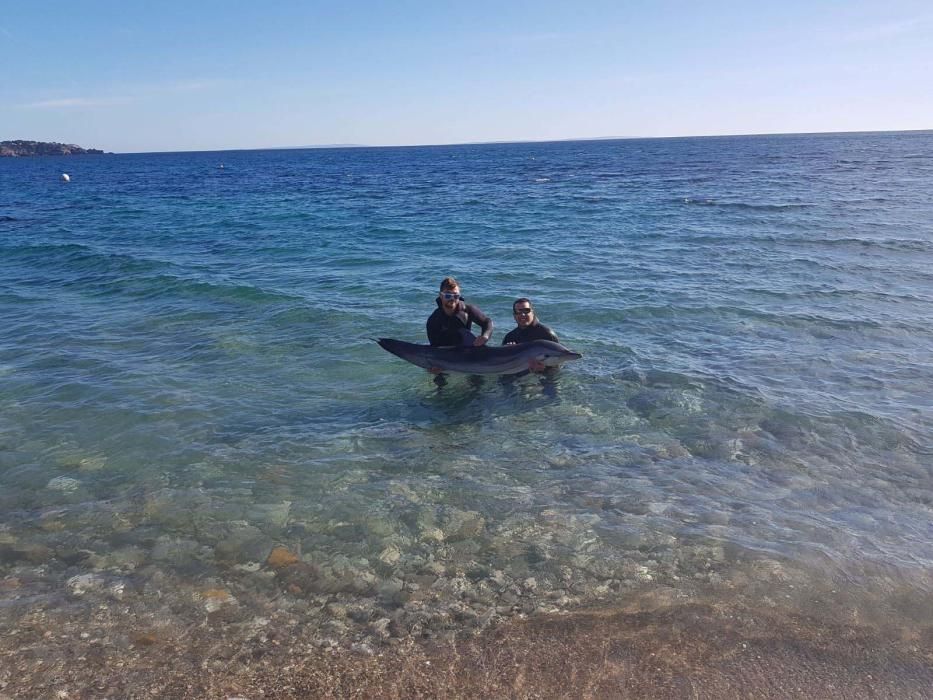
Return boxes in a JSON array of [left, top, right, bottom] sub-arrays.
[[467, 305, 493, 347]]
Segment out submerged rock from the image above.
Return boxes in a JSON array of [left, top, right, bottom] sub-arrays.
[[378, 544, 401, 565], [66, 573, 107, 596], [150, 536, 202, 567], [439, 507, 485, 541], [89, 545, 147, 571], [47, 476, 80, 492], [247, 501, 292, 529], [77, 456, 108, 473], [197, 587, 237, 612], [265, 545, 300, 570], [214, 525, 274, 565]]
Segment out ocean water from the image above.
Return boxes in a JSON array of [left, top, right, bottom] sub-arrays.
[[1, 133, 932, 655]]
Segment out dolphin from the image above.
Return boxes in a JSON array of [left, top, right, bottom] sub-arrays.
[[376, 338, 582, 375]]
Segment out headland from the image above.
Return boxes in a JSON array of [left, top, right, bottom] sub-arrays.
[[0, 140, 106, 157]]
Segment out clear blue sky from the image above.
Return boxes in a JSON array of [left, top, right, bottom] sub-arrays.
[[2, 0, 931, 152]]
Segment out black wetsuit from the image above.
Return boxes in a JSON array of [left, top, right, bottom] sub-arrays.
[[499, 320, 561, 388], [501, 320, 559, 345], [426, 299, 493, 347]]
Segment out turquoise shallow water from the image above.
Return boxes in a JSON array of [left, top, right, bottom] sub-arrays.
[[1, 133, 932, 646]]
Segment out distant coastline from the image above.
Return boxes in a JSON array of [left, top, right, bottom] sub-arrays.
[[117, 128, 933, 155], [0, 140, 107, 157]]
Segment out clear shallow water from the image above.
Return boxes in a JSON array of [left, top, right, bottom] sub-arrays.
[[1, 133, 932, 646]]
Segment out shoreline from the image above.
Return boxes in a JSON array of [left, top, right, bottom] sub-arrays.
[[2, 591, 930, 699]]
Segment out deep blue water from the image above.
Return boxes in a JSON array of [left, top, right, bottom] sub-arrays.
[[1, 133, 932, 644]]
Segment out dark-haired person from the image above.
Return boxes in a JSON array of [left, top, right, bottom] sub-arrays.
[[502, 298, 559, 373], [426, 276, 494, 348]]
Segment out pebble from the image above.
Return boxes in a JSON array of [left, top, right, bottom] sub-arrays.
[[247, 501, 292, 529], [378, 544, 401, 565], [90, 545, 147, 571], [46, 476, 80, 492], [440, 508, 485, 541], [199, 588, 236, 612], [420, 527, 445, 542], [66, 573, 106, 596], [351, 642, 374, 656], [214, 525, 274, 565], [370, 617, 392, 639], [78, 456, 107, 473], [265, 545, 300, 569], [150, 537, 201, 566], [636, 565, 654, 582], [233, 562, 262, 573], [363, 515, 397, 537]]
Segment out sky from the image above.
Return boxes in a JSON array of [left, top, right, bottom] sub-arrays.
[[1, 0, 931, 152]]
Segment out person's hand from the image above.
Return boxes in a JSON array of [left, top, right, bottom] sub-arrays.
[[473, 336, 488, 347], [528, 359, 546, 373]]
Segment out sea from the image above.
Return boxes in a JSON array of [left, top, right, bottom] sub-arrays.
[[1, 132, 932, 688]]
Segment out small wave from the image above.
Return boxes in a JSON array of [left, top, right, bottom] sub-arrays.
[[534, 178, 551, 183], [741, 286, 932, 305], [616, 302, 892, 333], [830, 197, 890, 204], [786, 235, 933, 253], [2, 241, 98, 261], [681, 198, 815, 211], [4, 242, 174, 280], [123, 274, 307, 306], [0, 215, 18, 222], [0, 290, 44, 305], [2, 242, 308, 308]]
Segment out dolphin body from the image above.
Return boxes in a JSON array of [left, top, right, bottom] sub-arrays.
[[377, 338, 582, 375]]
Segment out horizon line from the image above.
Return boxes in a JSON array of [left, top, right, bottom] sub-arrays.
[[18, 127, 933, 156]]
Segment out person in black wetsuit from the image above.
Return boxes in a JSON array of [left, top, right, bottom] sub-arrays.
[[425, 277, 493, 383], [426, 276, 493, 348], [502, 297, 559, 373]]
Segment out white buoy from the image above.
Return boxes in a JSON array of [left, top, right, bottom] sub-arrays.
[[61, 173, 70, 182]]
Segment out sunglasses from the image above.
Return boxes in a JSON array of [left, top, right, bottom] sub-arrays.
[[441, 292, 462, 301], [514, 308, 533, 315]]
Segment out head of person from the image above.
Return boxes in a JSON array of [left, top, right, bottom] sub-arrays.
[[438, 276, 462, 316], [512, 298, 535, 328]]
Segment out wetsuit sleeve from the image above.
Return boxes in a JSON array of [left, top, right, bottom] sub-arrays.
[[467, 304, 493, 341]]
